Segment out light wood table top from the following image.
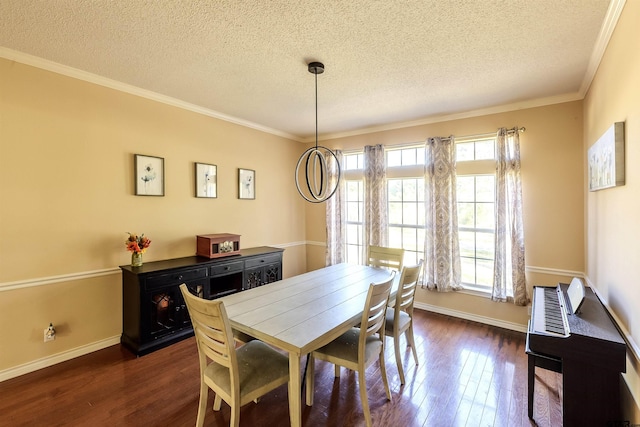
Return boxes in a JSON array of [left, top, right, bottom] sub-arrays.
[[218, 263, 396, 427]]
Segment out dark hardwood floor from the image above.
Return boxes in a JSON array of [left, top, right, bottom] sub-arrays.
[[0, 310, 562, 426]]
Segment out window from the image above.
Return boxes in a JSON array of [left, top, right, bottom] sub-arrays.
[[340, 139, 497, 294], [456, 138, 497, 292], [342, 147, 426, 266], [343, 153, 364, 264], [386, 146, 426, 265]]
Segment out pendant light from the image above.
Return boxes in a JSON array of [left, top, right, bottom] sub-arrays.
[[295, 62, 341, 203]]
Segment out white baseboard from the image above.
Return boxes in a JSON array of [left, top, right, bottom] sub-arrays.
[[0, 335, 121, 383], [414, 302, 528, 333]]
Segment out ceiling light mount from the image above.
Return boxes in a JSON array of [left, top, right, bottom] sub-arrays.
[[308, 62, 324, 75], [295, 61, 341, 203]]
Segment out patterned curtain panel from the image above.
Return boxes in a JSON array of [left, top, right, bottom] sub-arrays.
[[423, 137, 461, 291], [493, 129, 529, 305], [362, 145, 388, 263], [325, 150, 345, 266]]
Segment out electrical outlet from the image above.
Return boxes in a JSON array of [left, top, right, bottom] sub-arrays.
[[44, 324, 56, 342]]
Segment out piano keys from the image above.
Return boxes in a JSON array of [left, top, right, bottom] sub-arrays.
[[527, 281, 626, 426]]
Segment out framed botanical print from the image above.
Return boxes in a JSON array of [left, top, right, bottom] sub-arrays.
[[195, 162, 217, 198], [238, 168, 255, 199], [135, 154, 164, 196]]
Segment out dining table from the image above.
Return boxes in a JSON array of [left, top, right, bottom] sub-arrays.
[[218, 262, 397, 427]]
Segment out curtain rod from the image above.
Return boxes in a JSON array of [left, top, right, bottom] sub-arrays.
[[382, 127, 526, 150], [441, 126, 526, 142]]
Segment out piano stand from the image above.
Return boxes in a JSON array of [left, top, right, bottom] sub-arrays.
[[527, 284, 627, 425], [526, 345, 562, 418]]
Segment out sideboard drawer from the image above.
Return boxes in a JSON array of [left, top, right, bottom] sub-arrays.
[[144, 267, 208, 290], [245, 254, 281, 269], [210, 260, 244, 277]]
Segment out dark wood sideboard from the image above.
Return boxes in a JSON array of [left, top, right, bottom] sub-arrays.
[[119, 246, 284, 356]]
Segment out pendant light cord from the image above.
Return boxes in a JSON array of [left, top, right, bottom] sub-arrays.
[[315, 71, 318, 150]]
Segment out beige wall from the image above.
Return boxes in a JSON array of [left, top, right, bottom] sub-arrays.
[[2, 5, 638, 418], [0, 59, 308, 373], [305, 101, 585, 328], [584, 1, 640, 422]]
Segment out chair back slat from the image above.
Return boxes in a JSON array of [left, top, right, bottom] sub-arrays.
[[360, 271, 395, 340], [366, 246, 404, 271], [394, 260, 423, 315], [180, 284, 237, 370]]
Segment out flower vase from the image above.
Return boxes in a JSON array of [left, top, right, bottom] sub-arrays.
[[131, 252, 143, 267]]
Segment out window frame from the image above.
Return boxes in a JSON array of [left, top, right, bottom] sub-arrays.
[[455, 137, 497, 294], [339, 138, 498, 295]]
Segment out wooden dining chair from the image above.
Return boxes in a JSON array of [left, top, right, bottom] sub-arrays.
[[366, 245, 404, 271], [179, 284, 290, 427], [384, 260, 423, 384], [305, 271, 395, 427]]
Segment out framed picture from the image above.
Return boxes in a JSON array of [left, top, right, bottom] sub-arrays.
[[588, 122, 625, 192], [135, 154, 164, 196], [238, 168, 255, 199], [195, 162, 217, 198]]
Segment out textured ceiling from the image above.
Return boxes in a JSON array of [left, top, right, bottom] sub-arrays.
[[0, 0, 615, 141]]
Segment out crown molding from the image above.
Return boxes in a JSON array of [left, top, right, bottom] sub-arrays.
[[312, 92, 584, 143], [2, 0, 625, 147], [579, 0, 626, 96], [0, 47, 302, 142]]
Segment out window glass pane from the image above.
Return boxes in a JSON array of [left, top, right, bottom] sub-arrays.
[[417, 202, 425, 226], [403, 179, 417, 201], [387, 150, 401, 167], [347, 245, 360, 264], [417, 228, 425, 253], [389, 202, 403, 224], [404, 251, 418, 266], [476, 232, 494, 259], [460, 257, 476, 283], [346, 224, 360, 243], [417, 178, 425, 202], [403, 202, 417, 225], [476, 203, 494, 229], [402, 228, 417, 251], [476, 176, 495, 202], [402, 149, 416, 166], [344, 155, 358, 170], [475, 140, 495, 160], [346, 181, 361, 199], [457, 202, 475, 228], [459, 231, 475, 257], [416, 147, 425, 165], [456, 142, 474, 161], [456, 176, 475, 201], [388, 179, 402, 201], [344, 178, 363, 265], [388, 226, 402, 247], [347, 202, 358, 222], [476, 259, 494, 287]]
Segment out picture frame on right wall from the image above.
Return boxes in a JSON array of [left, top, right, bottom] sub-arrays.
[[588, 121, 625, 192], [238, 168, 255, 199]]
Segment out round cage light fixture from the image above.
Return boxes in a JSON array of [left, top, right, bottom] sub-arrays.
[[295, 62, 341, 203]]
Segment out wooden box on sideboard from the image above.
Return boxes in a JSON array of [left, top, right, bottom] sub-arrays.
[[196, 233, 241, 258]]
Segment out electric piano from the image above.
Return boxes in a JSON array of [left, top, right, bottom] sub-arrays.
[[527, 279, 626, 426]]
